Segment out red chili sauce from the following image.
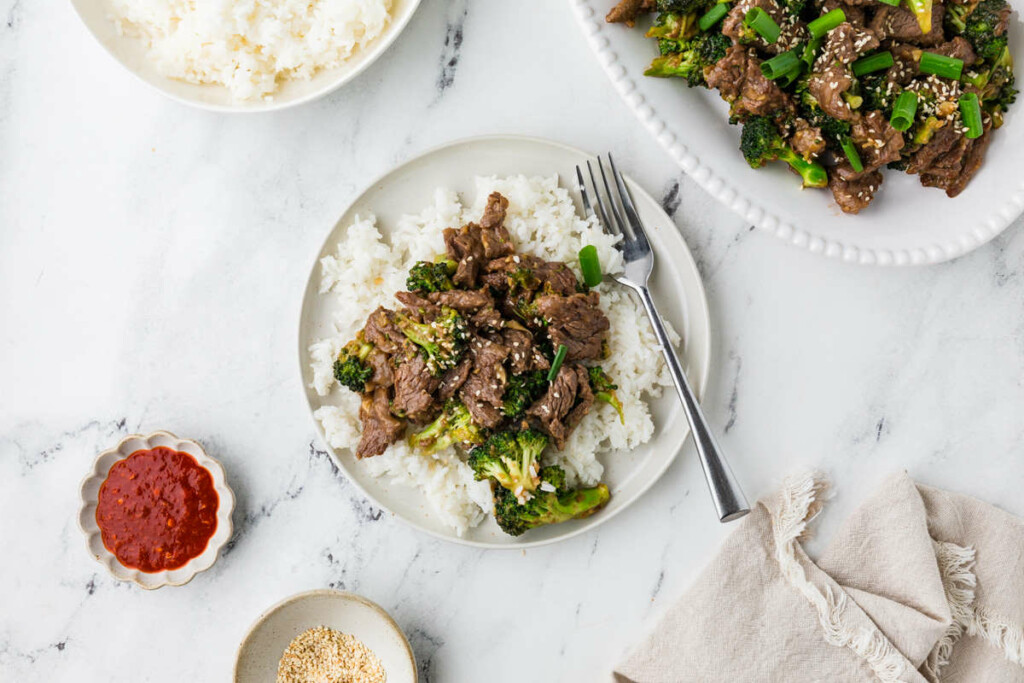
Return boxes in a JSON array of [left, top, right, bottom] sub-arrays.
[[95, 447, 219, 573]]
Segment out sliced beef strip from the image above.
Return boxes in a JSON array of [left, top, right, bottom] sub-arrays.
[[443, 225, 486, 288], [888, 44, 921, 85], [932, 125, 992, 197], [365, 348, 395, 390], [394, 291, 440, 318], [563, 365, 596, 438], [934, 36, 977, 66], [791, 118, 826, 159], [356, 387, 404, 458], [808, 63, 855, 121], [470, 307, 505, 330], [391, 353, 441, 424], [502, 327, 550, 375], [828, 165, 883, 214], [475, 193, 515, 259], [459, 337, 510, 429], [870, 3, 945, 46], [479, 192, 509, 231], [535, 292, 610, 362], [527, 365, 595, 450], [605, 0, 655, 25], [907, 122, 961, 174], [815, 22, 879, 68], [484, 254, 578, 296], [362, 307, 406, 354], [438, 357, 472, 402], [736, 51, 796, 118], [427, 288, 494, 313], [822, 0, 866, 24], [916, 121, 991, 197], [705, 46, 796, 119], [836, 111, 905, 178]]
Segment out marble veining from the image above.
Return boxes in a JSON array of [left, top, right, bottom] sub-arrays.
[[2, 0, 1024, 681]]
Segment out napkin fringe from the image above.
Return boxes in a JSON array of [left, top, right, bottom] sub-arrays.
[[924, 541, 977, 679], [968, 606, 1024, 667], [772, 473, 910, 683]]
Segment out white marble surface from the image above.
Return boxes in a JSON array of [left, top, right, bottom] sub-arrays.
[[3, 0, 1024, 680]]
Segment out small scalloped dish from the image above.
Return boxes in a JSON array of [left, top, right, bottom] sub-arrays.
[[78, 431, 235, 589]]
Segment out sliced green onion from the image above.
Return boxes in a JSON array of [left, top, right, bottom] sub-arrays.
[[578, 245, 603, 287], [852, 51, 894, 76], [744, 7, 781, 43], [919, 51, 964, 80], [699, 2, 730, 31], [959, 92, 983, 138], [877, 0, 900, 6], [890, 91, 919, 131], [840, 137, 864, 172], [807, 8, 845, 39], [761, 50, 801, 79], [801, 35, 823, 69], [547, 344, 568, 381], [778, 63, 804, 87]]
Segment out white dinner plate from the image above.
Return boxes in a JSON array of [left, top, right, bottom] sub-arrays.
[[71, 0, 422, 112], [570, 0, 1024, 265], [234, 589, 416, 683], [297, 135, 712, 547]]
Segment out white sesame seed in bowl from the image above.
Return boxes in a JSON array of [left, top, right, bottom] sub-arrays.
[[235, 590, 416, 683]]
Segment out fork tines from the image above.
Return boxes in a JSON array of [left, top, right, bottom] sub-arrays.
[[576, 154, 649, 253]]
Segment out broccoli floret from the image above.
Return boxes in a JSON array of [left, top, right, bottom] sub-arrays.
[[493, 477, 611, 537], [588, 367, 624, 424], [395, 307, 469, 373], [780, 0, 807, 17], [502, 370, 549, 420], [657, 0, 713, 15], [966, 45, 1018, 123], [537, 466, 566, 491], [333, 336, 374, 393], [947, 0, 1010, 62], [468, 429, 548, 501], [406, 259, 457, 294], [647, 11, 697, 48], [739, 116, 829, 187], [646, 31, 730, 86], [408, 400, 485, 454], [697, 31, 731, 66], [860, 73, 900, 116], [797, 81, 853, 142]]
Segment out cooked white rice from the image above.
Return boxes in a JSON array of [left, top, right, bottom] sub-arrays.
[[310, 176, 679, 535], [108, 0, 392, 101]]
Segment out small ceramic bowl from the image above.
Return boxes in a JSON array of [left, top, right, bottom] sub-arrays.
[[78, 430, 235, 589], [69, 0, 422, 112], [235, 589, 417, 683]]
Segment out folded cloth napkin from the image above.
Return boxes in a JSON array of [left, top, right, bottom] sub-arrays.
[[615, 472, 1024, 683]]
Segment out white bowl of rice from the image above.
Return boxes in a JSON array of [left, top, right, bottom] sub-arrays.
[[70, 0, 421, 112]]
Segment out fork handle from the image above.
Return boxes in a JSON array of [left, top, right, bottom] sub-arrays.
[[634, 285, 750, 523]]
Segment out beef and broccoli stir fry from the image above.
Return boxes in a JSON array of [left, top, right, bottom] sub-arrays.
[[333, 192, 616, 535], [608, 0, 1016, 213]]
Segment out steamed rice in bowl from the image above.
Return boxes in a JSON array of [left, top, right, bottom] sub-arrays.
[[106, 0, 392, 101], [309, 175, 680, 535]]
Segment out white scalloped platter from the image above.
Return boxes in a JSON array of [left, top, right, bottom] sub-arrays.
[[570, 0, 1024, 265], [298, 135, 712, 548], [78, 431, 235, 589]]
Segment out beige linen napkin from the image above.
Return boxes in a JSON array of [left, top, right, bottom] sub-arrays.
[[615, 472, 1024, 683]]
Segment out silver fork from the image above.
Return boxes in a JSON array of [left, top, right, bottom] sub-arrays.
[[576, 155, 750, 523]]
